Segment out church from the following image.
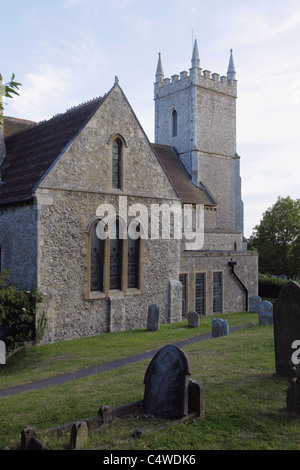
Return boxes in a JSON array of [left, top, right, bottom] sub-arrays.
[[0, 41, 258, 344]]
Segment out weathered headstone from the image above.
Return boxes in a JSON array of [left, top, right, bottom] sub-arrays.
[[70, 421, 88, 450], [249, 295, 262, 313], [98, 405, 113, 425], [0, 340, 5, 364], [143, 344, 191, 418], [21, 427, 37, 450], [274, 281, 300, 376], [187, 311, 199, 328], [211, 318, 229, 338], [286, 361, 300, 415], [258, 300, 273, 325], [147, 304, 160, 331]]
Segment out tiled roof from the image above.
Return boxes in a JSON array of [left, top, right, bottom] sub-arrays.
[[0, 97, 105, 206], [3, 116, 37, 138], [152, 143, 216, 206]]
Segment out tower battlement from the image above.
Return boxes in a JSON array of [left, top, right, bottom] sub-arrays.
[[155, 44, 237, 99], [155, 67, 237, 98]]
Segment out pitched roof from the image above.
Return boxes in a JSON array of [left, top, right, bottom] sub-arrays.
[[152, 143, 216, 207], [0, 97, 105, 206]]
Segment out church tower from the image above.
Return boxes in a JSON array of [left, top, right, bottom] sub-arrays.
[[154, 41, 244, 241]]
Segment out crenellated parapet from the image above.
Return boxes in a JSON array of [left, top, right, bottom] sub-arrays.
[[155, 65, 237, 99]]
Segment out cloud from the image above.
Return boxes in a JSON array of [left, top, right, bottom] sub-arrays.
[[6, 65, 73, 121]]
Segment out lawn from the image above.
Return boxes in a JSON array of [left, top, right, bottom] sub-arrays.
[[0, 311, 299, 451]]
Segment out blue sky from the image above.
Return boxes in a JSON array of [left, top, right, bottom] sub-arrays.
[[1, 0, 300, 237]]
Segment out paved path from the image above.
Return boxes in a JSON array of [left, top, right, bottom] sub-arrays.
[[0, 326, 244, 398]]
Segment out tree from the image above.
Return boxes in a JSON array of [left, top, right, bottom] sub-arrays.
[[249, 196, 300, 279], [0, 73, 21, 126]]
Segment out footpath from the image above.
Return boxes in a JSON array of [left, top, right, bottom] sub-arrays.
[[0, 326, 244, 398]]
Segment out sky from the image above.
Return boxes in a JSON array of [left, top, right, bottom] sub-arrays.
[[1, 0, 299, 238]]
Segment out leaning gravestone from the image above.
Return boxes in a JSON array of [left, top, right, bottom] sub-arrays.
[[143, 344, 191, 418], [274, 281, 300, 376], [187, 311, 199, 328], [212, 318, 229, 338], [249, 295, 262, 313], [147, 304, 160, 331], [258, 300, 273, 325]]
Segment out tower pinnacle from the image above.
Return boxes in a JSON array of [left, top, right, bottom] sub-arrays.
[[191, 39, 200, 69], [227, 49, 236, 83], [155, 52, 164, 84]]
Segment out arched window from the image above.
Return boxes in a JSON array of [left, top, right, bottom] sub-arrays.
[[112, 138, 122, 189], [172, 109, 178, 137], [127, 225, 140, 289], [88, 217, 142, 297], [90, 223, 104, 292]]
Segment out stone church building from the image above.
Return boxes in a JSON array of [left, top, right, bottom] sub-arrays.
[[0, 41, 258, 343]]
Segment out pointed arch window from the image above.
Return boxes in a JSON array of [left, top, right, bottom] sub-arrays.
[[172, 109, 178, 137], [112, 138, 122, 189], [90, 223, 105, 292], [127, 225, 140, 289]]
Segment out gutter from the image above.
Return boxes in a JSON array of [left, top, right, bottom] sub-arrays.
[[228, 259, 248, 311]]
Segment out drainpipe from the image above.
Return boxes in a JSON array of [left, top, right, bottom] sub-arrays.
[[228, 259, 248, 311]]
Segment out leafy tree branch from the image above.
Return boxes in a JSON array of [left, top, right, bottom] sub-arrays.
[[0, 73, 22, 126]]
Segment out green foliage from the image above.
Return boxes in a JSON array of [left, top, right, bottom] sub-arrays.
[[258, 273, 288, 298], [0, 73, 22, 126], [0, 271, 44, 351], [250, 196, 300, 279]]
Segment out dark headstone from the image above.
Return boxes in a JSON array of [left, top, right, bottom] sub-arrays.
[[21, 426, 37, 450], [143, 344, 191, 418], [188, 379, 205, 418], [147, 304, 160, 331], [274, 281, 300, 376], [187, 311, 199, 328]]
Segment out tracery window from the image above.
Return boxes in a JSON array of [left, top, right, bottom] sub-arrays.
[[88, 218, 142, 296]]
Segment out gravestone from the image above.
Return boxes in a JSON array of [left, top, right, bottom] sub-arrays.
[[147, 304, 160, 331], [258, 300, 273, 325], [274, 281, 300, 376], [249, 295, 262, 313], [211, 318, 229, 338], [286, 361, 300, 415], [0, 340, 5, 364], [187, 311, 199, 328], [70, 421, 88, 450], [143, 344, 191, 418]]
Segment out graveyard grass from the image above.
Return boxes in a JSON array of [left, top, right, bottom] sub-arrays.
[[0, 312, 299, 450]]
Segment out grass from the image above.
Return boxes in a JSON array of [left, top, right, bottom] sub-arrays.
[[0, 311, 251, 389], [0, 311, 299, 451]]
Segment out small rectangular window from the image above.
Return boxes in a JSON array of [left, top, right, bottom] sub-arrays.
[[195, 273, 205, 315], [179, 274, 187, 317]]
